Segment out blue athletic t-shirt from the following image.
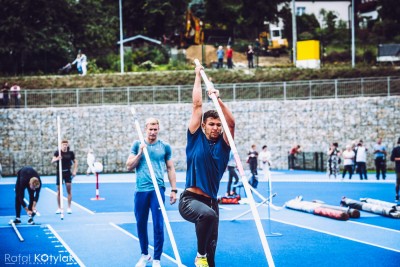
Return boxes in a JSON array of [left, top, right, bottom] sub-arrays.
[[130, 140, 171, 192], [185, 127, 231, 199]]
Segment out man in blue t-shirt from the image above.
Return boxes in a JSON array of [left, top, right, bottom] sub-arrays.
[[179, 65, 235, 267], [126, 118, 177, 267]]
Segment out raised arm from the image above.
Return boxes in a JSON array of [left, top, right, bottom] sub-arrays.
[[188, 66, 203, 134]]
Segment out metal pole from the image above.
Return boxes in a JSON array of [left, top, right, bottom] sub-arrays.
[[292, 0, 297, 66], [351, 0, 355, 68], [119, 0, 124, 74]]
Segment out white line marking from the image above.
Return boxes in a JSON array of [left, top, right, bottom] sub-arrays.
[[270, 218, 400, 253], [109, 222, 187, 267], [45, 187, 95, 215], [347, 220, 400, 233], [46, 224, 86, 266]]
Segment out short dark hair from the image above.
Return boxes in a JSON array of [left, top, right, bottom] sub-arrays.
[[262, 145, 267, 149], [203, 110, 219, 122], [397, 137, 400, 144], [333, 142, 338, 147]]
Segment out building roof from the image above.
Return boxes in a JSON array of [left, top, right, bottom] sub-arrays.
[[117, 35, 162, 45]]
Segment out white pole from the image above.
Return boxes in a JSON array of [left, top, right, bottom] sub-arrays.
[[11, 221, 24, 242], [130, 108, 183, 267], [57, 116, 64, 220], [119, 0, 124, 74], [194, 59, 275, 267]]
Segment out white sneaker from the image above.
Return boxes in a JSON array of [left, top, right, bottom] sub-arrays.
[[55, 209, 62, 214], [135, 254, 152, 267], [152, 260, 161, 267], [67, 208, 72, 214]]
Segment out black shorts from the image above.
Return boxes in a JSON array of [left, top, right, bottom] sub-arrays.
[[56, 170, 73, 185]]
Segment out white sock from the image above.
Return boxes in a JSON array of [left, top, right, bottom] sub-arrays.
[[197, 253, 207, 258]]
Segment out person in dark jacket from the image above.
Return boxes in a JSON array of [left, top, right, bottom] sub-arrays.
[[12, 166, 41, 224], [390, 137, 400, 202]]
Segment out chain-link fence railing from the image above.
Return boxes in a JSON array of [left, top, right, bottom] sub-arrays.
[[4, 76, 399, 109]]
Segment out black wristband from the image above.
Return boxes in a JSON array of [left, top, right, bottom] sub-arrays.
[[171, 189, 178, 193]]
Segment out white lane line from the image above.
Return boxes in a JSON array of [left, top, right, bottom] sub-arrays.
[[46, 224, 86, 267], [45, 187, 95, 215], [270, 217, 400, 253], [347, 220, 400, 233], [109, 222, 187, 267]]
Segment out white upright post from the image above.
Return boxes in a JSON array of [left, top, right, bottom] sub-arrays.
[[57, 116, 64, 220]]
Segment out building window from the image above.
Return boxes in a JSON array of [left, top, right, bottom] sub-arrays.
[[296, 6, 306, 16]]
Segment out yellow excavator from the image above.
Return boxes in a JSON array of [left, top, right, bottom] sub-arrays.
[[183, 7, 204, 46], [258, 24, 288, 57]]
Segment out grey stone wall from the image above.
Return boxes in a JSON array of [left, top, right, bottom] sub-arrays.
[[1, 96, 399, 176]]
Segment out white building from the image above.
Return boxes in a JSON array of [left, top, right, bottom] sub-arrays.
[[279, 0, 352, 28], [280, 0, 379, 29]]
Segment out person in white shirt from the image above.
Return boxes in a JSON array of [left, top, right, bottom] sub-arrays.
[[342, 145, 355, 179], [355, 140, 368, 180], [258, 145, 272, 181]]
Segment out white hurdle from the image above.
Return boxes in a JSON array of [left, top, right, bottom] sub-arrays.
[[131, 108, 184, 267], [194, 59, 276, 267]]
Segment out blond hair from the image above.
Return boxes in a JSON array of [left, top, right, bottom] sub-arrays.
[[30, 177, 41, 189], [145, 118, 160, 127]]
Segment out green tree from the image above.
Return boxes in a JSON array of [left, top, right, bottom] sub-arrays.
[[123, 0, 186, 40], [204, 0, 287, 39], [0, 0, 118, 75]]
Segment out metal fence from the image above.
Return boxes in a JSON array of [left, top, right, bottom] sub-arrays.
[[6, 76, 400, 109], [288, 152, 326, 172]]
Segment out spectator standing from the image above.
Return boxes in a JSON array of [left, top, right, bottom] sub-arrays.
[[71, 50, 88, 76], [80, 52, 88, 76], [71, 52, 83, 74], [246, 45, 254, 68], [10, 83, 21, 108], [226, 45, 233, 69], [258, 145, 272, 181], [355, 140, 368, 180], [289, 145, 301, 170], [327, 142, 341, 179], [1, 82, 10, 108], [390, 137, 400, 202], [226, 151, 239, 196], [216, 46, 224, 69], [247, 144, 258, 188], [342, 144, 355, 179], [373, 138, 387, 180]]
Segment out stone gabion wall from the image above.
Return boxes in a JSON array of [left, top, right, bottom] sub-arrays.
[[1, 96, 399, 176]]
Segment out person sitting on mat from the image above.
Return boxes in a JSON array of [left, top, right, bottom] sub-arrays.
[[179, 65, 235, 267], [126, 117, 177, 267], [12, 166, 41, 225]]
